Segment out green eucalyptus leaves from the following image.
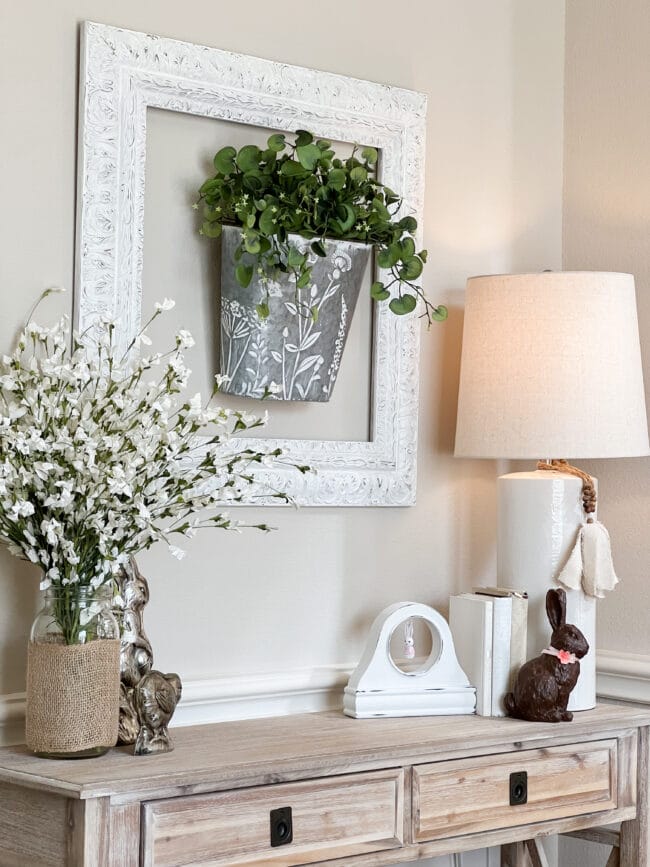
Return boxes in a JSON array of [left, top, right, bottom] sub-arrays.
[[197, 130, 447, 325]]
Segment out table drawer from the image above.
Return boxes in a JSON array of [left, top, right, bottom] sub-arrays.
[[142, 768, 404, 866], [413, 739, 617, 841]]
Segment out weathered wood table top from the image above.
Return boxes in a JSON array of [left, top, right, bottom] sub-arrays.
[[0, 704, 646, 800], [0, 706, 648, 866]]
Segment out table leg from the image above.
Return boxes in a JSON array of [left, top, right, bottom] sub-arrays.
[[67, 796, 111, 866], [606, 848, 621, 867], [525, 838, 550, 867], [501, 842, 528, 867], [621, 725, 650, 867]]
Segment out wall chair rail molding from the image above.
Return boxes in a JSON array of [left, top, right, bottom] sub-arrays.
[[74, 21, 427, 507]]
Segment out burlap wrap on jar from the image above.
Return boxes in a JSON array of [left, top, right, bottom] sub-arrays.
[[26, 639, 120, 755]]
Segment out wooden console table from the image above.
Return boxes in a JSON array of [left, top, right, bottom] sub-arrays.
[[0, 705, 648, 866]]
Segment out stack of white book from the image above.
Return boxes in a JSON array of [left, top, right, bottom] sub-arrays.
[[449, 587, 528, 717]]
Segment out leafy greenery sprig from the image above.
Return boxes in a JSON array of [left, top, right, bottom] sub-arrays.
[[196, 130, 447, 326]]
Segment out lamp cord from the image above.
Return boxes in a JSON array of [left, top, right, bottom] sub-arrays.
[[536, 459, 597, 518]]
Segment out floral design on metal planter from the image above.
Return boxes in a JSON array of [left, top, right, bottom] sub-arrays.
[[219, 226, 371, 402]]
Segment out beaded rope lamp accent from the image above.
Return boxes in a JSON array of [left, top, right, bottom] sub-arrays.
[[455, 272, 649, 711]]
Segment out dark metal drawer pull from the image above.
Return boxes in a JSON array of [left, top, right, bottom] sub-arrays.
[[510, 771, 528, 806], [270, 806, 293, 847]]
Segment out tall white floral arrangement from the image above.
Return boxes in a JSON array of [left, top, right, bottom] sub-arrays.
[[0, 290, 298, 643]]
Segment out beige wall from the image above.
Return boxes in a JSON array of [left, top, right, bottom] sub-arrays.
[[563, 0, 650, 655], [562, 2, 650, 863], [0, 0, 564, 734]]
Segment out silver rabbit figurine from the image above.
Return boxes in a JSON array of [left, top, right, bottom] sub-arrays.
[[115, 558, 182, 754]]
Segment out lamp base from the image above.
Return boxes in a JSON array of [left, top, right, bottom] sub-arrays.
[[497, 470, 596, 711]]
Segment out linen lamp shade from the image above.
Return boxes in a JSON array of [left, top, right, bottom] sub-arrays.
[[454, 271, 649, 713], [455, 272, 649, 460]]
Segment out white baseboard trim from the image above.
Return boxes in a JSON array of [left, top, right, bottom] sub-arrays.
[[173, 663, 352, 727], [0, 692, 28, 746], [0, 663, 354, 745], [2, 651, 649, 745], [596, 650, 650, 704], [0, 692, 26, 725]]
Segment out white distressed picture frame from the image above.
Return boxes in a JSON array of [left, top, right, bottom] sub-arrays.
[[74, 21, 426, 506]]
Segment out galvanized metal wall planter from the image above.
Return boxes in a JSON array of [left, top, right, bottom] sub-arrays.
[[220, 227, 371, 401]]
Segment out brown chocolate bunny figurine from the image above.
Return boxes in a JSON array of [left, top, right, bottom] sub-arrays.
[[504, 588, 589, 723]]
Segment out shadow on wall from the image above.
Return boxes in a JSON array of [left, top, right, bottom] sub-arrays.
[[0, 547, 38, 696], [427, 290, 499, 599], [432, 295, 463, 457]]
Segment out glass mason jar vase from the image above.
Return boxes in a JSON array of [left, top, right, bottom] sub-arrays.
[[26, 584, 121, 759]]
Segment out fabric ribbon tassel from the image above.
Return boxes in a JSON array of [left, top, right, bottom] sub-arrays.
[[557, 520, 619, 598]]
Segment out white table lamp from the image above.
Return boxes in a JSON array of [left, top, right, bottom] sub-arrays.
[[455, 272, 649, 710]]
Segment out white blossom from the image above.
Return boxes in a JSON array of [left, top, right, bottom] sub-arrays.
[[177, 330, 195, 349], [10, 501, 35, 519], [155, 298, 175, 312], [0, 375, 17, 391], [0, 295, 294, 636], [169, 545, 186, 561]]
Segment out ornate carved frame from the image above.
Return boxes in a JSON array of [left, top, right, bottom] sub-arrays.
[[74, 22, 426, 506]]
